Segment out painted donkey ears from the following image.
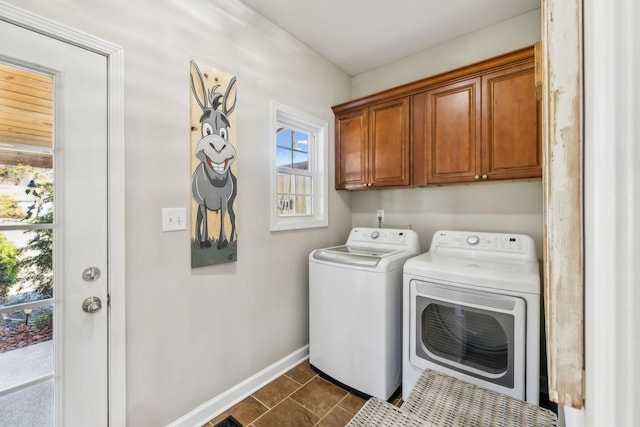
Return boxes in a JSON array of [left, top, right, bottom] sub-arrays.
[[190, 60, 207, 111], [223, 76, 237, 117], [191, 59, 237, 115]]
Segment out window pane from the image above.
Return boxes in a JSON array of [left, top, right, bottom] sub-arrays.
[[277, 195, 294, 216], [295, 196, 312, 215], [276, 128, 309, 171], [277, 174, 294, 194], [296, 176, 312, 195], [0, 229, 53, 304], [276, 147, 292, 168], [276, 129, 293, 150], [0, 165, 53, 225], [0, 379, 54, 425], [293, 131, 309, 154], [292, 151, 308, 171], [0, 302, 54, 360]]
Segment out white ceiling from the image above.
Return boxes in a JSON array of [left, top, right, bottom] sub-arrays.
[[239, 0, 540, 75]]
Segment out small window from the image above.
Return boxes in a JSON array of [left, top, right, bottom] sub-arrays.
[[271, 102, 327, 231]]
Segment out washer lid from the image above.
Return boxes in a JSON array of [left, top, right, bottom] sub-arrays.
[[312, 245, 400, 267]]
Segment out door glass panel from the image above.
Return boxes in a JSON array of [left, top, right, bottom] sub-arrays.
[[421, 303, 510, 374], [0, 62, 54, 426]]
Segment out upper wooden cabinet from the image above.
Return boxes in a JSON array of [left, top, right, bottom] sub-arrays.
[[417, 77, 482, 184], [334, 97, 410, 190], [333, 46, 540, 190], [335, 108, 368, 189], [414, 58, 541, 185], [481, 61, 541, 181]]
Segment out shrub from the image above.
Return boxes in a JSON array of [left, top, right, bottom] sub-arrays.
[[20, 181, 53, 298], [0, 233, 18, 298]]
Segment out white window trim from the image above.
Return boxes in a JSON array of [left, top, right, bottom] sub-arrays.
[[270, 101, 328, 231]]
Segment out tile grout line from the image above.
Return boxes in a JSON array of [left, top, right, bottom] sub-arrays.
[[249, 371, 320, 426], [211, 363, 364, 427], [311, 391, 353, 427]]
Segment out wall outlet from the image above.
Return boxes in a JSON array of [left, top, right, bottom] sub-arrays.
[[376, 209, 384, 223], [162, 208, 187, 232]]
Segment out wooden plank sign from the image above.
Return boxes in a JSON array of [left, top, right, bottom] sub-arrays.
[[189, 60, 238, 267]]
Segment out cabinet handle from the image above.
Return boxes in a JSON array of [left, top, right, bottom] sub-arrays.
[[474, 175, 480, 180], [482, 174, 488, 180]]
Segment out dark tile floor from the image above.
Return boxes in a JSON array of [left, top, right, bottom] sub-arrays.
[[203, 360, 402, 427]]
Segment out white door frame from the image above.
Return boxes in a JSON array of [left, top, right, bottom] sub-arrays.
[[584, 1, 640, 426], [0, 2, 126, 425]]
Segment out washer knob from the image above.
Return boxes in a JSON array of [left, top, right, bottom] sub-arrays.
[[371, 231, 380, 239], [466, 235, 480, 246]]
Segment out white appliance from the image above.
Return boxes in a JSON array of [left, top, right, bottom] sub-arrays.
[[309, 227, 420, 399], [403, 230, 541, 404]]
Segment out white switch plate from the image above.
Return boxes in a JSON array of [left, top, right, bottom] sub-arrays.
[[162, 208, 187, 232]]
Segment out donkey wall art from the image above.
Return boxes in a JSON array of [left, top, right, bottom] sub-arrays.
[[190, 60, 238, 267]]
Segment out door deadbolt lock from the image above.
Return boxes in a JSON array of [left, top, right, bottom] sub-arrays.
[[82, 296, 102, 313], [82, 267, 101, 282]]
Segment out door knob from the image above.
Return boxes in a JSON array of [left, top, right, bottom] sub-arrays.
[[82, 296, 102, 313], [82, 267, 101, 282]]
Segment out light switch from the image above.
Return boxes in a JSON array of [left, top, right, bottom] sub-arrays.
[[162, 208, 187, 232]]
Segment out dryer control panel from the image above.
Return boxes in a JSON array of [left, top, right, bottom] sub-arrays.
[[431, 230, 536, 261]]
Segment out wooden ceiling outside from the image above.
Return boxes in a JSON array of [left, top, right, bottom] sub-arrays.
[[0, 62, 53, 169]]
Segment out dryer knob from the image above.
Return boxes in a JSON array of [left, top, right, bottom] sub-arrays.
[[466, 235, 480, 246]]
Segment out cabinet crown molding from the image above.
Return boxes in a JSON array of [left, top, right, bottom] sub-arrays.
[[332, 45, 535, 114]]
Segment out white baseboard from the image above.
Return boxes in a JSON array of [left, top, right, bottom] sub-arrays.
[[166, 345, 309, 427]]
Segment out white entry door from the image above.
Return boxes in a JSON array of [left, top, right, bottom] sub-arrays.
[[0, 17, 109, 426]]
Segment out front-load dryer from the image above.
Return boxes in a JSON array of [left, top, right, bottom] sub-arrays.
[[309, 227, 420, 399], [403, 230, 541, 404]]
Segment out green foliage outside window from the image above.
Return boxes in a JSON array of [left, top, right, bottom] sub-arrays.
[[20, 181, 53, 298], [0, 233, 18, 298]]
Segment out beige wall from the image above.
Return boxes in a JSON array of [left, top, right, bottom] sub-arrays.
[[350, 9, 544, 258], [3, 2, 545, 424], [352, 9, 542, 97], [351, 181, 544, 257], [3, 0, 352, 425]]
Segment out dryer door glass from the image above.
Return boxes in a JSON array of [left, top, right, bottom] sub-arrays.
[[421, 303, 509, 374], [411, 280, 526, 389]]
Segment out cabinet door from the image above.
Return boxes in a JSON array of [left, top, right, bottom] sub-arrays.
[[425, 78, 481, 184], [335, 109, 368, 189], [481, 60, 541, 180], [369, 97, 411, 187]]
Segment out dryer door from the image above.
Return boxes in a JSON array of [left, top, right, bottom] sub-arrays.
[[409, 280, 526, 399]]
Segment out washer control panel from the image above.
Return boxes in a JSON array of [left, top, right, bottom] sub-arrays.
[[347, 227, 419, 249]]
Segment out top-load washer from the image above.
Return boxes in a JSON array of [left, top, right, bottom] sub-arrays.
[[309, 227, 420, 399], [403, 230, 541, 404]]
